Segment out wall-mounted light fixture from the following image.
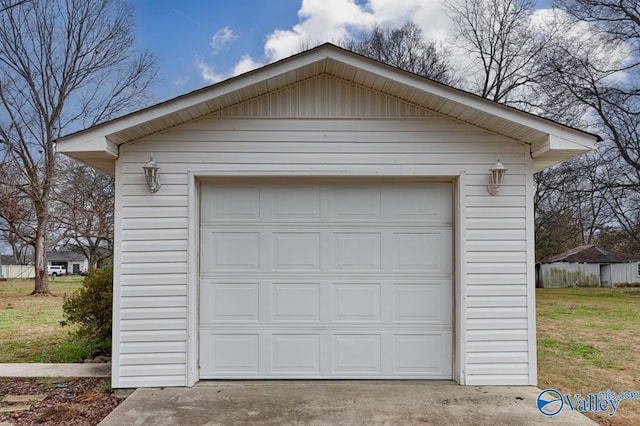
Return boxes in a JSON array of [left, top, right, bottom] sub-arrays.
[[487, 158, 507, 196], [142, 155, 161, 193]]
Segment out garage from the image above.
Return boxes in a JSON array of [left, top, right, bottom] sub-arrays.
[[199, 180, 453, 379], [57, 43, 600, 387]]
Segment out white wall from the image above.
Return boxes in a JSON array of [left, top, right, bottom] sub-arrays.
[[1, 265, 35, 279], [612, 262, 640, 286], [112, 76, 534, 387]]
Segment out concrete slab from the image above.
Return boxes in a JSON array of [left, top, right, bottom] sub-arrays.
[[0, 363, 110, 378], [99, 381, 596, 425]]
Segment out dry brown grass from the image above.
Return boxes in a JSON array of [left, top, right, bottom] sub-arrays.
[[537, 288, 640, 425], [0, 277, 89, 362]]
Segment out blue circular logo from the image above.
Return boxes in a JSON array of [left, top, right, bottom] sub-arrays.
[[537, 388, 564, 416]]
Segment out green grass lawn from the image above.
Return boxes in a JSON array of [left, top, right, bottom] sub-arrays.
[[537, 287, 640, 425], [0, 277, 97, 363]]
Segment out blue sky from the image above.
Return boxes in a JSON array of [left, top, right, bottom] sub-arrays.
[[133, 0, 301, 100], [132, 0, 552, 102]]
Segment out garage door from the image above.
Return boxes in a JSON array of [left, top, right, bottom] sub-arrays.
[[199, 180, 453, 378]]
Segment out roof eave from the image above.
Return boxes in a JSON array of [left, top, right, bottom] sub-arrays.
[[530, 133, 598, 172]]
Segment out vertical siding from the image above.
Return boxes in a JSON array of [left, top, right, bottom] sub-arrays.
[[540, 263, 600, 288], [612, 262, 640, 286], [114, 78, 535, 387]]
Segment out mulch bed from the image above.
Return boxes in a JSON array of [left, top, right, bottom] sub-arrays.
[[0, 377, 122, 426]]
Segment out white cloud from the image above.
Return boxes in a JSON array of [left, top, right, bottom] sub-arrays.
[[264, 0, 375, 62], [210, 26, 239, 53], [192, 0, 450, 86], [232, 55, 264, 76], [368, 0, 448, 39], [196, 57, 225, 84], [215, 0, 627, 95], [196, 55, 264, 86], [261, 0, 449, 62]]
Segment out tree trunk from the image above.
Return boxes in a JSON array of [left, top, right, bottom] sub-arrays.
[[32, 222, 50, 295], [88, 250, 97, 272]]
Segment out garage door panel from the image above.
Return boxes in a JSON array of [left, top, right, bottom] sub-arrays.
[[202, 280, 451, 326], [201, 184, 260, 222], [201, 333, 260, 374], [200, 282, 259, 323], [331, 185, 382, 220], [201, 232, 261, 272], [200, 181, 453, 379], [333, 283, 381, 322], [389, 183, 452, 222], [272, 184, 321, 221], [272, 334, 320, 373], [333, 334, 382, 373], [393, 231, 452, 272], [200, 330, 453, 378], [393, 281, 453, 324], [272, 283, 320, 322], [272, 232, 321, 270], [333, 233, 382, 271], [393, 333, 453, 375]]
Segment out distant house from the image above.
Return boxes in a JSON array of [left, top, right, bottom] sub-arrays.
[[537, 245, 640, 288], [47, 250, 89, 275]]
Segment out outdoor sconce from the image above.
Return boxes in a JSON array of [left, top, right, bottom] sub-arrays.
[[142, 155, 161, 193], [487, 158, 507, 196]]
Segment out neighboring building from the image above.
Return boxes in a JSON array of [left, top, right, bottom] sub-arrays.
[[56, 44, 598, 388], [538, 245, 640, 288], [48, 250, 90, 275], [0, 254, 35, 279]]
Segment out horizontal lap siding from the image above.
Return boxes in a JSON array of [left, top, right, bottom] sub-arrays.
[[116, 157, 189, 387], [465, 164, 530, 385], [116, 116, 531, 387]]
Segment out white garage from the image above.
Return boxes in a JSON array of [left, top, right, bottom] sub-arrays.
[[56, 43, 598, 388], [199, 180, 453, 378]]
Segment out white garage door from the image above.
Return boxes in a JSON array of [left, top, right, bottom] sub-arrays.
[[199, 180, 453, 379]]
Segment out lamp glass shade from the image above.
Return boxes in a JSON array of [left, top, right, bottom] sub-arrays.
[[142, 158, 161, 193], [490, 160, 508, 186]]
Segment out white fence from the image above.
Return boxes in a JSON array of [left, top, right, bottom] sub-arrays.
[[1, 265, 35, 279]]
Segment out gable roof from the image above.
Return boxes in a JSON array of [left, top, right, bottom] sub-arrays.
[[47, 250, 87, 262], [56, 43, 599, 175], [545, 244, 640, 263]]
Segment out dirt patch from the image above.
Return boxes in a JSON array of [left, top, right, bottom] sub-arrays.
[[0, 377, 122, 425]]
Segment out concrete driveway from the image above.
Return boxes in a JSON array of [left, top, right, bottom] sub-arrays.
[[99, 381, 595, 425]]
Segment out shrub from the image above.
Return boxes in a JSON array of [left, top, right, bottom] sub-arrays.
[[61, 266, 113, 344]]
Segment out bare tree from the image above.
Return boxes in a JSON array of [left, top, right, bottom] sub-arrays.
[[556, 0, 640, 42], [52, 158, 114, 270], [0, 0, 157, 294], [445, 0, 558, 104], [536, 0, 640, 254], [0, 161, 37, 262], [550, 0, 640, 172], [340, 22, 453, 84], [445, 0, 640, 257], [534, 151, 616, 259]]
